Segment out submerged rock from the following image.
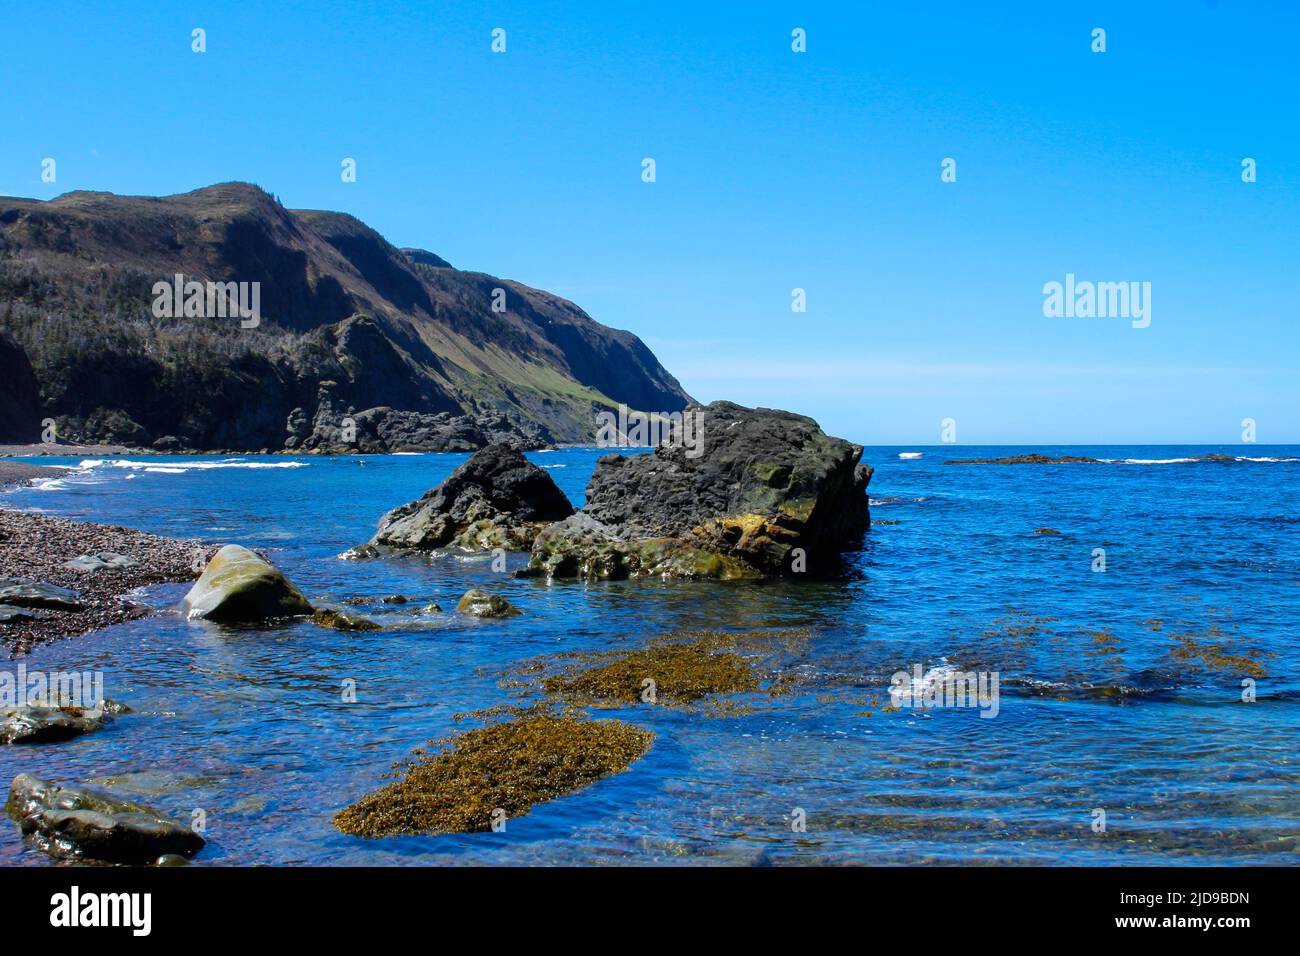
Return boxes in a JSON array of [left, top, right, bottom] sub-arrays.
[[181, 544, 313, 623], [0, 579, 85, 612], [455, 588, 521, 618], [310, 608, 382, 632], [334, 714, 653, 837], [527, 401, 871, 579], [370, 443, 574, 551], [6, 773, 205, 864], [0, 704, 113, 745]]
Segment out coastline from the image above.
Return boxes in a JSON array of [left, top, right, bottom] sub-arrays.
[[0, 461, 72, 490], [0, 509, 203, 655]]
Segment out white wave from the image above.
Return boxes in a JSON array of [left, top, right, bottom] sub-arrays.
[[78, 458, 309, 472], [1100, 458, 1197, 464], [30, 477, 76, 491], [1099, 456, 1300, 465]]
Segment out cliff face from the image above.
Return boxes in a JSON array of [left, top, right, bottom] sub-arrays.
[[0, 332, 41, 442], [0, 183, 690, 450]]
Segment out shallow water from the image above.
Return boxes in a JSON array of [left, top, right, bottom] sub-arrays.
[[1, 445, 1297, 865]]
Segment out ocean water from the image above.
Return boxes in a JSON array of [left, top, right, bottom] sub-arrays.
[[1, 445, 1297, 866]]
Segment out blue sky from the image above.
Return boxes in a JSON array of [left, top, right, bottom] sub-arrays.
[[2, 1, 1296, 444]]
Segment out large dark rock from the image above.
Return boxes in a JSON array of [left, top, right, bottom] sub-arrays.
[[371, 443, 574, 551], [6, 773, 205, 864], [528, 402, 871, 579]]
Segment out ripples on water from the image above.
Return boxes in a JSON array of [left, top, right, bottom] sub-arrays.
[[1, 446, 1297, 865]]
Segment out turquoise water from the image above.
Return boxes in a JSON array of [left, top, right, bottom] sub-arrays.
[[1, 446, 1297, 865]]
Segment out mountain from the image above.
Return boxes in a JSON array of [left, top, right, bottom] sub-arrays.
[[0, 183, 690, 451]]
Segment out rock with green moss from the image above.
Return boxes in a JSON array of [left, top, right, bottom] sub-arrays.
[[525, 514, 762, 581], [181, 544, 313, 623], [6, 773, 205, 864], [310, 608, 381, 631], [526, 401, 871, 579], [455, 589, 521, 618]]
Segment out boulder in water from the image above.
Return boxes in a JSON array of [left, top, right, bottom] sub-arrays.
[[0, 704, 114, 745], [526, 401, 871, 579], [6, 773, 205, 864], [371, 443, 573, 551], [181, 544, 313, 622], [455, 588, 521, 618]]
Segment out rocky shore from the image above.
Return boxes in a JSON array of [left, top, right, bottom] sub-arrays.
[[0, 509, 203, 654], [0, 461, 71, 490]]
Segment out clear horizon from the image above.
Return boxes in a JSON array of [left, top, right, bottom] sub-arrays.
[[2, 1, 1295, 445]]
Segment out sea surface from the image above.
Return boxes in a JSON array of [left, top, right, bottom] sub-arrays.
[[1, 445, 1297, 866]]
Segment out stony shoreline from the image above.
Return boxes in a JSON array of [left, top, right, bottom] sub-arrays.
[[0, 509, 204, 655], [0, 461, 72, 490]]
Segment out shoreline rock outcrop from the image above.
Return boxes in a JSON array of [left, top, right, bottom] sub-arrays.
[[369, 443, 574, 552], [526, 401, 871, 579]]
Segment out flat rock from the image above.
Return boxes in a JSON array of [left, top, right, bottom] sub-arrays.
[[62, 551, 140, 572], [181, 544, 313, 623], [0, 605, 49, 623], [0, 579, 85, 611], [6, 773, 205, 864], [371, 443, 574, 551]]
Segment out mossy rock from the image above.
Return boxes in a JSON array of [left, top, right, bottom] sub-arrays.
[[181, 544, 313, 623], [455, 589, 521, 618], [334, 715, 653, 837], [310, 608, 381, 632]]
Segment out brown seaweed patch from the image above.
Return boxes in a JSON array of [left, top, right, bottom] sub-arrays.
[[1169, 628, 1272, 679], [543, 644, 759, 705], [333, 713, 653, 837], [522, 628, 811, 709]]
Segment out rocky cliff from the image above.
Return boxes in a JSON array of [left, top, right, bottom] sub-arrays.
[[0, 183, 690, 450]]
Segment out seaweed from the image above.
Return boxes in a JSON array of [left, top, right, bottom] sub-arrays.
[[334, 712, 653, 837]]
